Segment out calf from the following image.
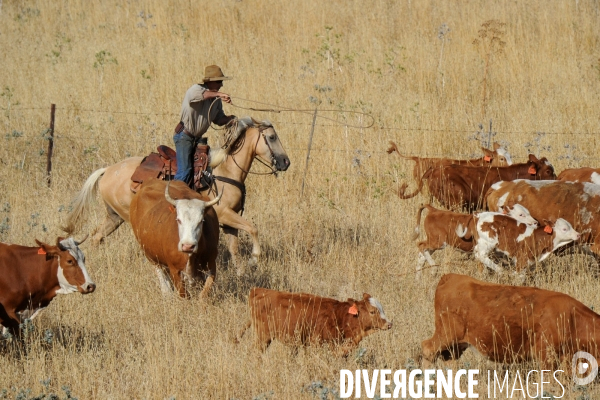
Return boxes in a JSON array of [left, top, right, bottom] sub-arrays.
[[387, 141, 512, 199], [413, 204, 537, 279], [558, 167, 600, 184], [472, 214, 580, 276], [0, 236, 95, 335], [237, 288, 392, 356], [422, 273, 600, 366], [422, 154, 556, 211]]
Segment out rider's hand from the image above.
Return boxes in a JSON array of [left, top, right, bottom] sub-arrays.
[[220, 93, 232, 103]]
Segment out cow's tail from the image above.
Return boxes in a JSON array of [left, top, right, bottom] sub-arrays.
[[411, 204, 430, 241], [398, 166, 431, 199], [386, 141, 416, 162], [482, 186, 497, 211], [234, 319, 252, 344], [62, 167, 107, 234], [456, 215, 475, 241]]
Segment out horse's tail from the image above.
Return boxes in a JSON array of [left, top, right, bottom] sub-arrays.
[[209, 148, 227, 168], [62, 167, 107, 234]]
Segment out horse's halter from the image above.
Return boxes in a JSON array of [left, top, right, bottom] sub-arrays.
[[230, 126, 279, 176]]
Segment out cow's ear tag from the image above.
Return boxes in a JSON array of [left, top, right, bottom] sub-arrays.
[[544, 225, 553, 234], [528, 166, 537, 175], [484, 155, 492, 162], [38, 247, 47, 255], [348, 304, 358, 315], [168, 205, 176, 214]]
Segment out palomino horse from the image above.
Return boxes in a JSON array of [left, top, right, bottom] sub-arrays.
[[64, 119, 290, 274]]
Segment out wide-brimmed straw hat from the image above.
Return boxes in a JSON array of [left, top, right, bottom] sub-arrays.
[[202, 65, 232, 83]]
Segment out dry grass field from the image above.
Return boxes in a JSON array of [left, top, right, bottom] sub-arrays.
[[1, 0, 600, 398]]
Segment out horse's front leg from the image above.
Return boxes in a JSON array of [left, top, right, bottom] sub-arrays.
[[218, 208, 259, 275]]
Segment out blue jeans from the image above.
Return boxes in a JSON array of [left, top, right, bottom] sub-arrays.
[[173, 131, 197, 185]]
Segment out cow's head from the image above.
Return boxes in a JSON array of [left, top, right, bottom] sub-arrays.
[[503, 204, 538, 227], [527, 154, 557, 180], [348, 294, 392, 333], [482, 142, 513, 166], [165, 182, 223, 253], [36, 235, 96, 295], [544, 218, 581, 250]]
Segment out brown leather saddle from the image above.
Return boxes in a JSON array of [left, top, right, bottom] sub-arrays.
[[130, 144, 210, 193]]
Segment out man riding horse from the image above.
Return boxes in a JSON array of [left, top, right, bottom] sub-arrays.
[[173, 65, 236, 187]]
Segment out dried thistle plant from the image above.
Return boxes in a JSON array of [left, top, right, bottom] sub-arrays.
[[473, 20, 507, 120]]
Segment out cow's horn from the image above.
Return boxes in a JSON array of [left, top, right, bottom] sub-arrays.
[[164, 181, 177, 206], [205, 190, 224, 208], [74, 233, 89, 246]]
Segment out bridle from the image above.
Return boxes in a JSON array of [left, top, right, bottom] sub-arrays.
[[229, 125, 279, 176]]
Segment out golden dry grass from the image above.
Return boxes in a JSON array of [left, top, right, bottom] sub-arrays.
[[1, 0, 600, 398]]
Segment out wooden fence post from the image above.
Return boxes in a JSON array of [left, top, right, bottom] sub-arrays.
[[46, 104, 55, 186], [301, 107, 318, 197]]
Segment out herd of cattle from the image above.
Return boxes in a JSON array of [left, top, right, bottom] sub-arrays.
[[2, 123, 600, 375]]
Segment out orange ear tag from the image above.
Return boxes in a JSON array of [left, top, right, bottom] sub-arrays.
[[544, 225, 553, 234], [528, 166, 537, 175], [484, 156, 492, 162], [38, 247, 47, 255], [168, 205, 176, 213], [348, 304, 358, 315]]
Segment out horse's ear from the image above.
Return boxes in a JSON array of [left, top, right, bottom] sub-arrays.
[[250, 117, 262, 126]]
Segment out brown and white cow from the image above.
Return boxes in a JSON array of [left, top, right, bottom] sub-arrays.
[[0, 236, 95, 335], [485, 180, 600, 260], [413, 204, 537, 279], [236, 288, 392, 356], [471, 214, 580, 276], [422, 274, 600, 366], [422, 154, 556, 211], [558, 167, 600, 184], [387, 141, 513, 199], [129, 178, 222, 298]]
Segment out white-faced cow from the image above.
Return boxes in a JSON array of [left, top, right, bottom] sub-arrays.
[[236, 288, 392, 356], [129, 178, 222, 298], [413, 203, 537, 279], [0, 236, 95, 335], [422, 274, 600, 367]]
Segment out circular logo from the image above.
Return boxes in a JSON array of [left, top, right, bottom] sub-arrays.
[[572, 351, 598, 386]]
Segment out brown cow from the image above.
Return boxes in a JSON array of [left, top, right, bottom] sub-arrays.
[[422, 154, 556, 211], [236, 288, 392, 356], [413, 204, 537, 279], [388, 141, 512, 199], [558, 167, 600, 184], [421, 274, 600, 367], [471, 214, 580, 276], [129, 178, 221, 298], [485, 180, 600, 260], [0, 236, 95, 335]]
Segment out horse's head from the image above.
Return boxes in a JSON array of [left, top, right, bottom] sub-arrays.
[[251, 119, 290, 172]]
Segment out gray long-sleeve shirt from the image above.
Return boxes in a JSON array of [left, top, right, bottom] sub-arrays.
[[179, 84, 226, 138]]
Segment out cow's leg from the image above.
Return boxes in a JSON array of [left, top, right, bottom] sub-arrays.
[[219, 208, 260, 274], [155, 267, 173, 295], [168, 266, 188, 298], [198, 260, 216, 299], [92, 204, 124, 245]]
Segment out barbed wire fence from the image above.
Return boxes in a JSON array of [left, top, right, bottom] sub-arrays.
[[1, 104, 599, 186]]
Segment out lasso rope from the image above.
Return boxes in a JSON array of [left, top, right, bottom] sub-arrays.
[[229, 96, 375, 130]]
